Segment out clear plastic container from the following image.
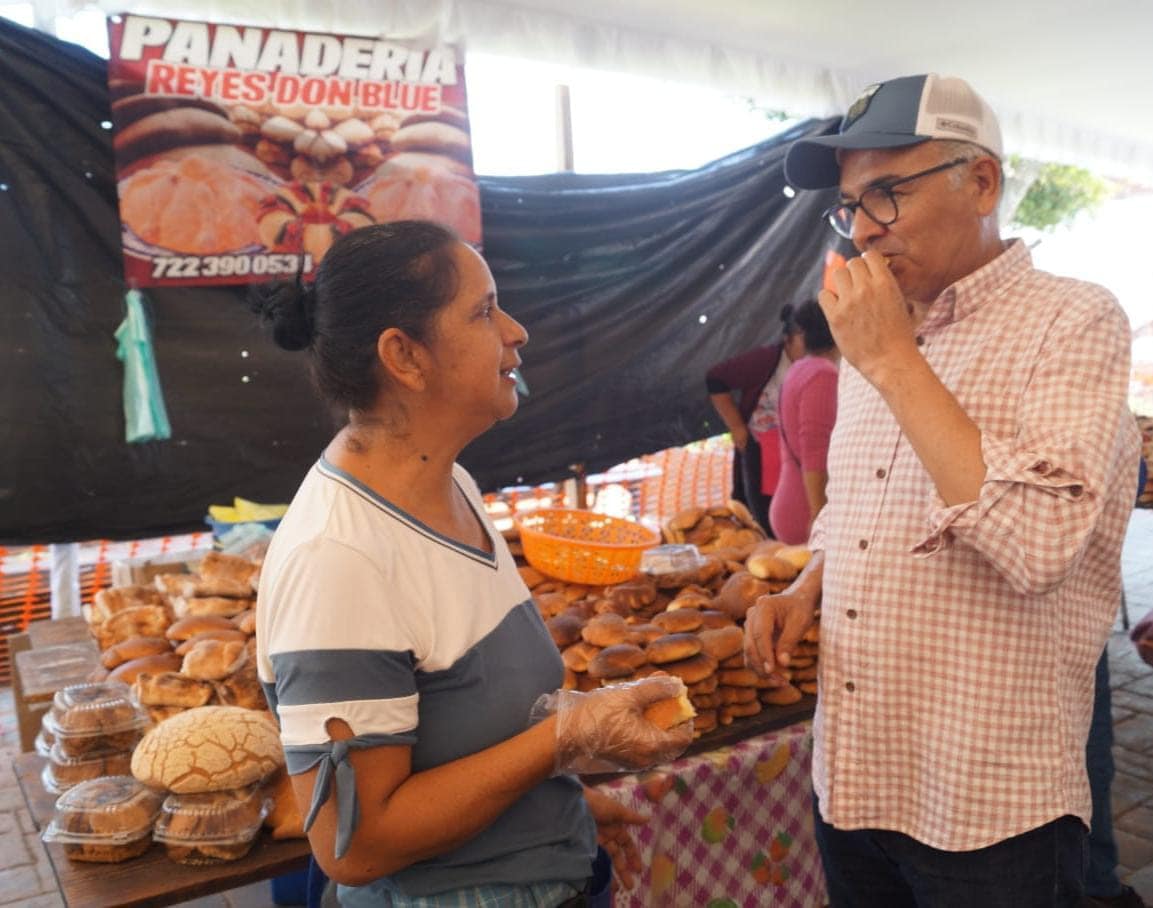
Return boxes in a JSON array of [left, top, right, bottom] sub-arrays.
[[34, 712, 55, 758], [154, 784, 272, 865], [42, 744, 136, 795], [640, 544, 706, 576], [42, 775, 163, 863], [43, 681, 149, 758]]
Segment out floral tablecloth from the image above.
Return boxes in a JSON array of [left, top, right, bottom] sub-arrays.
[[597, 721, 825, 907]]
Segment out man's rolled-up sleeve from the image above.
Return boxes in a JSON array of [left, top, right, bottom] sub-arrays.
[[911, 304, 1137, 597]]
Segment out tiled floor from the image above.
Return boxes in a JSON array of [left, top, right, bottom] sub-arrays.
[[3, 511, 1153, 906]]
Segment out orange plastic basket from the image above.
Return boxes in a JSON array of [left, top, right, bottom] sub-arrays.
[[514, 508, 661, 585]]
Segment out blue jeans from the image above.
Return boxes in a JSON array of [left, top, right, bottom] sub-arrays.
[[813, 797, 1087, 906], [1087, 649, 1124, 898]]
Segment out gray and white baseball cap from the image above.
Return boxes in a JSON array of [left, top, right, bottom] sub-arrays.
[[785, 74, 1003, 189]]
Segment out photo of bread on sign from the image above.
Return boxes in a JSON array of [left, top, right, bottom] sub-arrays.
[[113, 92, 275, 258]]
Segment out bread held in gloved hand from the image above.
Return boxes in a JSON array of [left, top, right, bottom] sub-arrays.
[[532, 675, 694, 775]]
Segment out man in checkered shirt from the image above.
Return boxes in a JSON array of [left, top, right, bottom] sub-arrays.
[[745, 73, 1142, 905]]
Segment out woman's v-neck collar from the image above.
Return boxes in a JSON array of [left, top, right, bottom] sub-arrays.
[[316, 457, 497, 568]]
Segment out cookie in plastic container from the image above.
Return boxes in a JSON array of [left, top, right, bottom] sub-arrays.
[[42, 681, 149, 758], [42, 775, 164, 863], [154, 784, 272, 865], [41, 743, 135, 795]]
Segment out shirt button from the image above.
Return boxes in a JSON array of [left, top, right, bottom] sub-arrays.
[[875, 468, 887, 479], [858, 539, 869, 550], [846, 609, 858, 619], [845, 682, 856, 692], [915, 335, 925, 346]]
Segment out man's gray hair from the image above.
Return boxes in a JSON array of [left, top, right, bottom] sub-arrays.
[[934, 139, 1002, 190]]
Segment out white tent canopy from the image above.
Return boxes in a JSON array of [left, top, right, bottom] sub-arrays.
[[49, 0, 1153, 183]]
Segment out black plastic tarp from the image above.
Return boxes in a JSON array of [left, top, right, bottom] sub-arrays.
[[0, 17, 843, 543]]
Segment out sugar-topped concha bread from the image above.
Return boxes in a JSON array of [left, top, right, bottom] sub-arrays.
[[131, 705, 283, 793]]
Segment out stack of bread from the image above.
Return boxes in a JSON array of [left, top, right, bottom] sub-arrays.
[[519, 501, 820, 740], [130, 705, 284, 864], [85, 552, 266, 727], [661, 502, 765, 565]]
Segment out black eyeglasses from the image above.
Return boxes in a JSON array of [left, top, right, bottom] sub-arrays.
[[823, 157, 971, 238]]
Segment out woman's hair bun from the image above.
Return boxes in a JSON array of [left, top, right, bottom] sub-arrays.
[[248, 281, 316, 352]]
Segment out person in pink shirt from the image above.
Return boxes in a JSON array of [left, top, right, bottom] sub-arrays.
[[769, 301, 839, 544]]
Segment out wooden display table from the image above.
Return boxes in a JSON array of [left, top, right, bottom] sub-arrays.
[[13, 752, 311, 908]]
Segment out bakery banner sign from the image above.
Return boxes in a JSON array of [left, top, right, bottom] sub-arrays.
[[106, 15, 480, 287]]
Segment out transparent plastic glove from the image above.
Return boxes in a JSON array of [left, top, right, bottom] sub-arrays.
[[531, 675, 694, 775]]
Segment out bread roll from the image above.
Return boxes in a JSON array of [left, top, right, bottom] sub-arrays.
[[698, 610, 736, 630], [760, 684, 803, 706], [647, 633, 703, 665], [517, 565, 546, 589], [692, 708, 718, 736], [667, 590, 712, 611], [746, 541, 798, 581], [587, 644, 647, 681], [581, 613, 630, 647], [131, 706, 284, 793], [180, 639, 247, 681], [687, 674, 719, 695], [90, 585, 168, 624], [652, 609, 703, 634], [108, 652, 184, 685], [147, 705, 187, 724], [658, 652, 717, 685], [791, 664, 819, 682], [534, 592, 568, 619], [132, 671, 215, 708], [720, 686, 758, 705], [212, 663, 268, 712], [690, 692, 721, 710], [198, 552, 261, 587], [95, 605, 172, 649], [774, 545, 813, 573], [721, 700, 762, 723], [101, 635, 173, 670], [231, 609, 257, 636], [626, 623, 664, 646], [718, 668, 761, 688], [713, 572, 773, 621], [157, 575, 255, 599], [669, 507, 706, 532], [173, 596, 254, 620], [174, 628, 248, 656], [167, 614, 238, 641], [698, 626, 744, 662], [561, 641, 601, 673], [546, 613, 584, 649], [642, 690, 696, 730], [606, 579, 657, 611]]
